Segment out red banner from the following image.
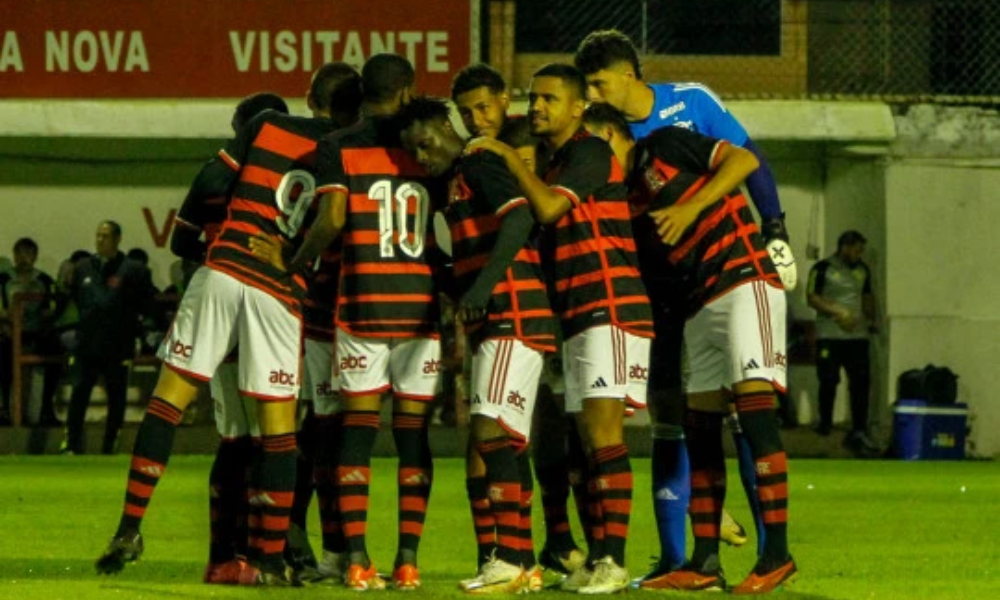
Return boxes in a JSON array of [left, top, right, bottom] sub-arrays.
[[0, 0, 476, 98]]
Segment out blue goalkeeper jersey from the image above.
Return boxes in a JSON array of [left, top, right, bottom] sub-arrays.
[[628, 83, 749, 146]]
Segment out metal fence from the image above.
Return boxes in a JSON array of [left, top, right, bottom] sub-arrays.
[[512, 0, 1000, 103]]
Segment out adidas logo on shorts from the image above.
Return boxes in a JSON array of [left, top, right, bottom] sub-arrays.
[[590, 377, 608, 389]]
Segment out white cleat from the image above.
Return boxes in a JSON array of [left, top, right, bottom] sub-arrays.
[[460, 556, 525, 594], [559, 564, 594, 592], [578, 556, 629, 595]]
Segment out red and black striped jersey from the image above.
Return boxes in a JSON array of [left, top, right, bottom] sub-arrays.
[[205, 111, 341, 314], [315, 115, 442, 338], [544, 129, 654, 339], [303, 243, 340, 342], [630, 126, 782, 313], [446, 150, 557, 353]]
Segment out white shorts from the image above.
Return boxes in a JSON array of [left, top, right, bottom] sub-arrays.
[[470, 338, 545, 444], [160, 267, 303, 401], [301, 338, 340, 416], [210, 360, 260, 439], [336, 327, 442, 400], [563, 325, 651, 413], [685, 280, 787, 394]]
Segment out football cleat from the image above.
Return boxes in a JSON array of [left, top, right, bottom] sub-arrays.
[[255, 563, 303, 587], [720, 510, 749, 547], [459, 556, 524, 594], [578, 556, 629, 595], [95, 531, 144, 574], [559, 564, 594, 592], [522, 565, 544, 593], [731, 557, 797, 595], [204, 558, 254, 585], [538, 545, 586, 575], [315, 550, 347, 583], [632, 558, 679, 590], [345, 563, 387, 591], [642, 556, 726, 591], [393, 564, 421, 591]]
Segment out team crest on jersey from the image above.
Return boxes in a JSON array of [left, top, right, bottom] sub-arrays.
[[448, 175, 472, 205]]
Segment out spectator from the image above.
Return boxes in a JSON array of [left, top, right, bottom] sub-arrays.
[[807, 230, 880, 457], [61, 221, 159, 455], [0, 238, 62, 426], [52, 250, 92, 355]]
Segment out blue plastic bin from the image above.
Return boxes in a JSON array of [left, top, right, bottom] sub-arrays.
[[893, 399, 968, 460]]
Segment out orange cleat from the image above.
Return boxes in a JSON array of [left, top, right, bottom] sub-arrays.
[[393, 564, 421, 590], [640, 563, 725, 591], [204, 558, 251, 585], [345, 563, 387, 591], [731, 558, 797, 595]]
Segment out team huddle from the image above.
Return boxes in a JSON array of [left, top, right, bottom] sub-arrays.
[[93, 30, 796, 595]]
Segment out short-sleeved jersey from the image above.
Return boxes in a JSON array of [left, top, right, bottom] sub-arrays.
[[205, 111, 340, 314], [628, 83, 749, 145], [808, 255, 872, 341], [315, 115, 441, 338], [446, 150, 557, 353], [630, 126, 781, 313], [544, 129, 653, 339]]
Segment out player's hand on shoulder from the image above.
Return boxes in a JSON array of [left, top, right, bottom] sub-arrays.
[[649, 202, 700, 246], [464, 136, 510, 160], [248, 232, 290, 271]]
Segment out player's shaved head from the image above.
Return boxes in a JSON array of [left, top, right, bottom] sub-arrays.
[[533, 63, 588, 102], [232, 92, 288, 131], [575, 29, 643, 79], [309, 62, 363, 118], [362, 54, 416, 103]]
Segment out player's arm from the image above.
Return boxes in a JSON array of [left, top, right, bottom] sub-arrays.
[[806, 261, 850, 320], [171, 159, 237, 261], [686, 85, 785, 226], [459, 154, 535, 322], [648, 133, 759, 245], [289, 136, 347, 274], [464, 138, 571, 224]]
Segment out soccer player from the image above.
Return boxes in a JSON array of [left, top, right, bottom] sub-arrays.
[[467, 63, 653, 595], [246, 74, 363, 583], [399, 96, 558, 593], [170, 90, 289, 586], [94, 65, 358, 586], [583, 102, 796, 594], [290, 54, 441, 592], [453, 63, 587, 576], [575, 29, 769, 581]]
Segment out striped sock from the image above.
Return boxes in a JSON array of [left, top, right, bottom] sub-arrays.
[[208, 435, 253, 564], [250, 433, 298, 571], [393, 412, 433, 568], [337, 411, 380, 568], [684, 409, 725, 565], [734, 391, 790, 562], [466, 475, 496, 567], [315, 414, 344, 553], [117, 397, 182, 536], [476, 436, 522, 566], [592, 444, 632, 566], [516, 449, 537, 568]]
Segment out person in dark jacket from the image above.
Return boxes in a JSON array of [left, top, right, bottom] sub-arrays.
[[61, 221, 159, 454]]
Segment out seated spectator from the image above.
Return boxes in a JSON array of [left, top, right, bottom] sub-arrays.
[[0, 238, 62, 426]]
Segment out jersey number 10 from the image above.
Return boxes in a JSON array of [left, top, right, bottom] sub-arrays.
[[369, 180, 430, 259]]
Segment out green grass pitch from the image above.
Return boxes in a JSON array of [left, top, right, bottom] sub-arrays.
[[0, 456, 996, 599]]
